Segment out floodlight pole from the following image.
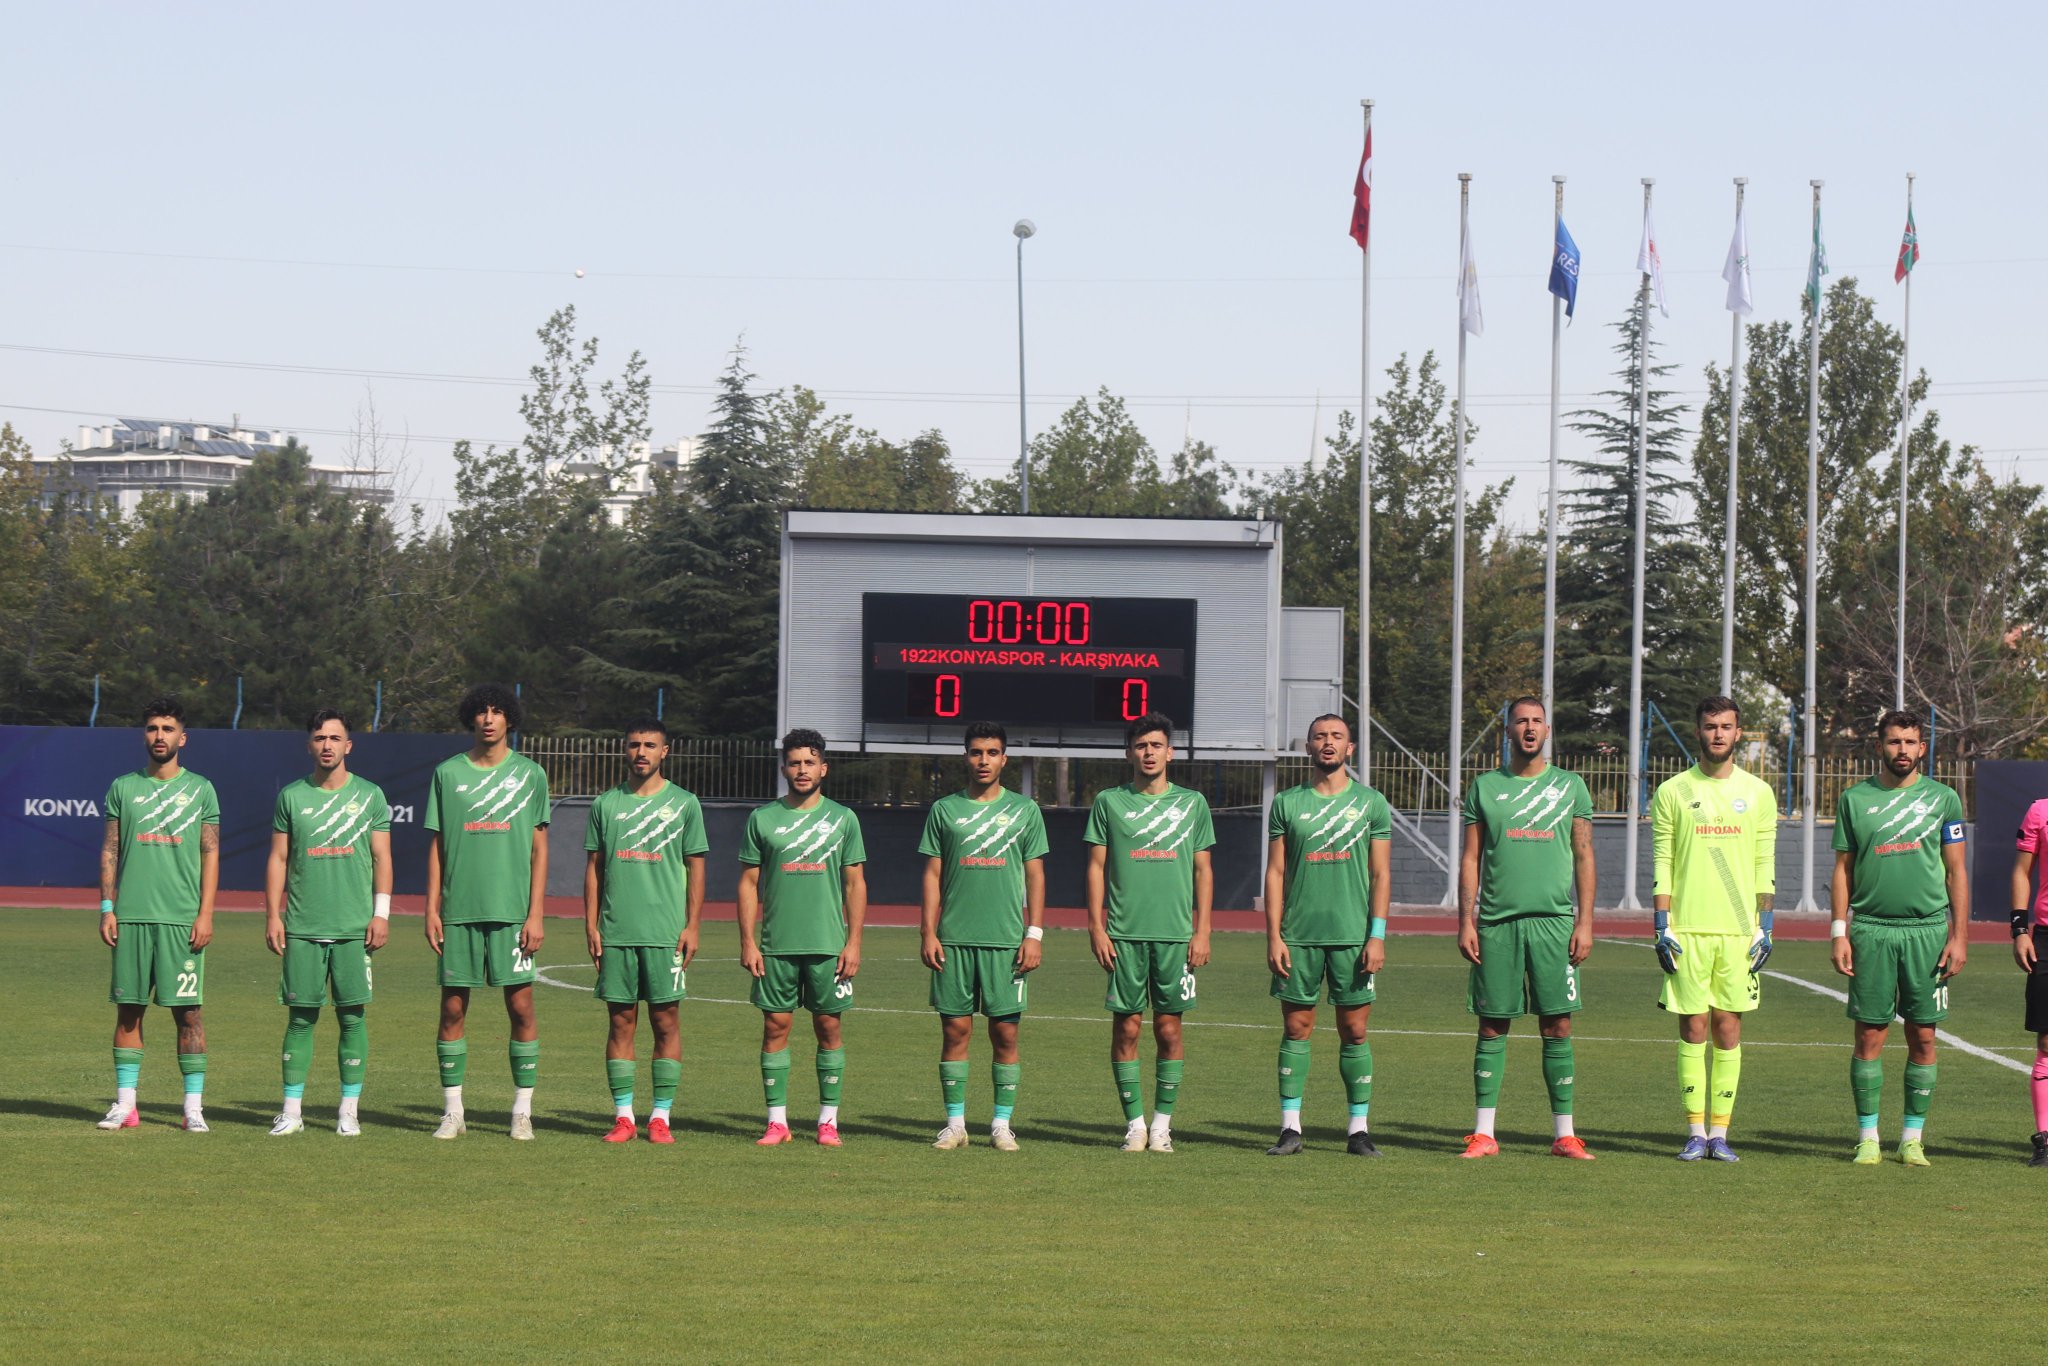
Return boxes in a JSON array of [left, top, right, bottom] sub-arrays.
[[1014, 219, 1036, 514]]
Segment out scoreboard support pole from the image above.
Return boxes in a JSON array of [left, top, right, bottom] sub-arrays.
[[1255, 758, 1278, 913], [1019, 756, 1036, 799]]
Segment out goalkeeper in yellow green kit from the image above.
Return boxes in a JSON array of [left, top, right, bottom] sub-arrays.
[[1650, 695, 1778, 1162]]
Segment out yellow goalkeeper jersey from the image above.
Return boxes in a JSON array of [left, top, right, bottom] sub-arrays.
[[1651, 764, 1778, 936]]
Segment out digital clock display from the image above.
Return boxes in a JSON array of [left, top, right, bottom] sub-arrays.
[[861, 593, 1197, 731]]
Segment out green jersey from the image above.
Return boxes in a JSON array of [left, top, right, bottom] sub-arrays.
[[1832, 776, 1965, 924], [273, 774, 391, 939], [739, 796, 866, 956], [1267, 778, 1391, 945], [586, 780, 710, 946], [1464, 765, 1592, 922], [1084, 783, 1216, 942], [917, 788, 1050, 948], [425, 750, 551, 925], [1651, 764, 1778, 936], [104, 768, 220, 926]]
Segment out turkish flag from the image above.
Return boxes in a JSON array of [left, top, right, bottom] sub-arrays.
[[1350, 128, 1372, 251]]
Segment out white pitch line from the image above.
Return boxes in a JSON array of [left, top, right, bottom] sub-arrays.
[[1590, 938, 2030, 1074], [529, 963, 1869, 1048]]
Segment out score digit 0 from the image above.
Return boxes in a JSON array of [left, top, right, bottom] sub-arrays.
[[967, 599, 1091, 646]]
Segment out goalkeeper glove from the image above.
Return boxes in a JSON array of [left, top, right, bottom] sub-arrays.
[[1748, 911, 1774, 974], [1652, 912, 1683, 974]]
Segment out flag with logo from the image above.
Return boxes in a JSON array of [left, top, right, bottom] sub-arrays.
[[1807, 205, 1829, 310], [1894, 204, 1919, 283], [1459, 214, 1484, 336], [1548, 217, 1581, 319], [1722, 206, 1754, 316], [1350, 128, 1372, 250], [1636, 208, 1669, 317]]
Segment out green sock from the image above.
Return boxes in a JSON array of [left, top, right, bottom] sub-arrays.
[[651, 1058, 681, 1116], [991, 1062, 1020, 1124], [1677, 1040, 1708, 1129], [1113, 1059, 1143, 1121], [816, 1048, 845, 1106], [509, 1039, 539, 1091], [1903, 1061, 1936, 1138], [1339, 1041, 1373, 1117], [761, 1050, 790, 1109], [177, 1051, 206, 1096], [1851, 1056, 1883, 1135], [1278, 1038, 1311, 1125], [605, 1058, 636, 1111], [437, 1038, 468, 1089], [282, 1007, 318, 1097], [113, 1046, 142, 1093], [1710, 1046, 1742, 1132], [1473, 1034, 1506, 1110], [336, 1006, 366, 1094], [1541, 1037, 1576, 1116], [1154, 1059, 1184, 1115], [939, 1060, 969, 1122]]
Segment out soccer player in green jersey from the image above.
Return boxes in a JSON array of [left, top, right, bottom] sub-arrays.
[[1263, 713, 1390, 1157], [1829, 709, 1968, 1167], [1456, 697, 1597, 1160], [1086, 712, 1215, 1153], [919, 722, 1049, 1152], [424, 684, 551, 1140], [584, 718, 708, 1145], [1650, 695, 1778, 1162], [263, 709, 393, 1137], [738, 727, 867, 1148], [97, 697, 221, 1132]]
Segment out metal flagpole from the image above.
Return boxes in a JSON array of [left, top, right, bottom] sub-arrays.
[[1358, 98, 1374, 780], [1620, 178, 1653, 913], [1800, 179, 1825, 913], [1446, 172, 1472, 907], [1895, 172, 1915, 711], [1542, 175, 1564, 755], [1722, 178, 1747, 698], [1013, 219, 1036, 513]]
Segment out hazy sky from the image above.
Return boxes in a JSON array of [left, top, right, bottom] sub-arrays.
[[5, 1, 2042, 530]]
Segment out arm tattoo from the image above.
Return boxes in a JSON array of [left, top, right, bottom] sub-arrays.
[[200, 824, 220, 852]]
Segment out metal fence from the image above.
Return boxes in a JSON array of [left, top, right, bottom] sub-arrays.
[[522, 734, 1978, 819]]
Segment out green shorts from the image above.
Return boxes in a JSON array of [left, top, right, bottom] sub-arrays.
[[1271, 942, 1375, 1007], [1657, 932, 1760, 1015], [1846, 919, 1951, 1024], [931, 945, 1028, 1018], [438, 922, 536, 989], [280, 937, 373, 1008], [109, 923, 204, 1007], [1468, 915, 1580, 1019], [1106, 939, 1198, 1016], [598, 945, 688, 1005], [752, 953, 852, 1014]]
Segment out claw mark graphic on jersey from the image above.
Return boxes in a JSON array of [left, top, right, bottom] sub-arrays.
[[1509, 780, 1574, 833], [620, 798, 695, 857], [955, 804, 1029, 860], [1131, 798, 1198, 852]]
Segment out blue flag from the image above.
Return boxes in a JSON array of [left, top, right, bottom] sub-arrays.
[[1548, 218, 1581, 319]]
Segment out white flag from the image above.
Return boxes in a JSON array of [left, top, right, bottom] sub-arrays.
[[1636, 208, 1669, 318], [1722, 208, 1754, 316], [1458, 216, 1484, 336]]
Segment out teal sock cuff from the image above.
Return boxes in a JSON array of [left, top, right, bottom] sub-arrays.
[[1349, 1102, 1370, 1117], [283, 1084, 305, 1099], [177, 1053, 205, 1093], [1902, 1116, 1927, 1132], [341, 1083, 363, 1098], [114, 1047, 142, 1088]]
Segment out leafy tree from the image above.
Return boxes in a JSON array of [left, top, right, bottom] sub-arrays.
[[1554, 302, 1717, 750], [772, 387, 968, 511], [975, 388, 1237, 516]]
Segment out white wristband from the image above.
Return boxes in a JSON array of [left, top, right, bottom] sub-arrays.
[[1024, 926, 1044, 941], [1829, 919, 1847, 939], [373, 893, 392, 921]]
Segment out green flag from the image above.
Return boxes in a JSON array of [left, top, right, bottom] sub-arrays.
[[1806, 206, 1829, 310]]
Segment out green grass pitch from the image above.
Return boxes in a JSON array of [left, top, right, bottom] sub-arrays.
[[2, 907, 2038, 1361]]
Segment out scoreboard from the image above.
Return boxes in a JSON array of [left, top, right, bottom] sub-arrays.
[[861, 593, 1197, 728], [779, 510, 1285, 757]]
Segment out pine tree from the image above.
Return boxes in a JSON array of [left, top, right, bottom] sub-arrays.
[[1554, 303, 1717, 751]]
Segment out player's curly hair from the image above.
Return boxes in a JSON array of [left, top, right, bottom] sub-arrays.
[[962, 720, 1007, 748], [306, 708, 351, 734], [623, 715, 669, 740], [457, 683, 523, 734], [1875, 708, 1923, 738], [1695, 695, 1740, 725], [141, 696, 184, 725], [780, 727, 827, 761]]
